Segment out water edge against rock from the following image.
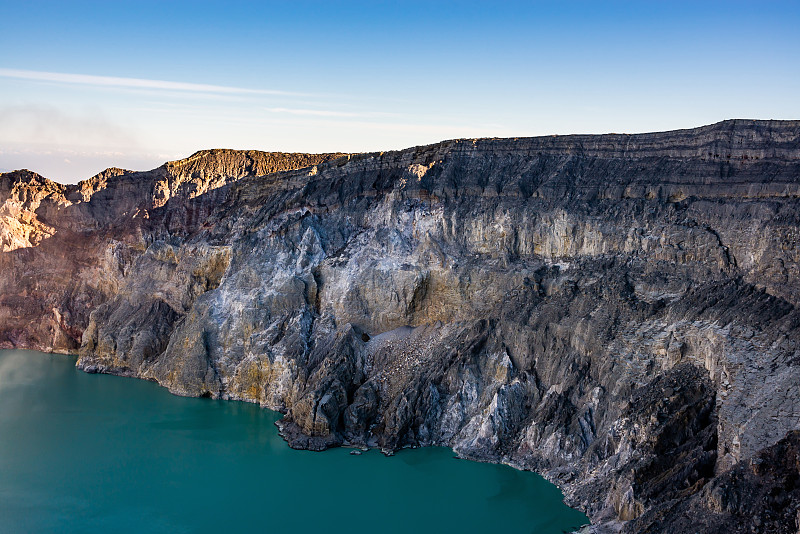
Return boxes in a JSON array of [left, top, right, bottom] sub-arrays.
[[0, 349, 588, 533]]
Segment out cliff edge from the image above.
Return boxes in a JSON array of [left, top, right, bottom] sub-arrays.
[[2, 120, 800, 533]]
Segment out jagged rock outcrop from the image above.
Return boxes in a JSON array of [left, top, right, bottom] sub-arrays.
[[2, 120, 800, 533], [0, 149, 345, 352]]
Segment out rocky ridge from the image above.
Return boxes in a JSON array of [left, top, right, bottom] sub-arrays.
[[2, 120, 800, 533]]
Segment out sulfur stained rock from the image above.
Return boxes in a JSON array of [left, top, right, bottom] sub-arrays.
[[3, 120, 800, 533]]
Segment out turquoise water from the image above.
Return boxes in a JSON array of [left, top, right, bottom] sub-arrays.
[[0, 349, 588, 533]]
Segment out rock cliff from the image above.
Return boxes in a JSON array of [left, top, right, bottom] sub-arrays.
[[2, 120, 800, 533]]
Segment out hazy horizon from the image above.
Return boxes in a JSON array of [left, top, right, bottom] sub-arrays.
[[3, 118, 795, 185], [2, 0, 799, 183]]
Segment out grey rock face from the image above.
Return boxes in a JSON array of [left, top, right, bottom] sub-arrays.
[[3, 120, 800, 532]]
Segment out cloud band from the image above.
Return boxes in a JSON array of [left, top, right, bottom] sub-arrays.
[[0, 68, 296, 96]]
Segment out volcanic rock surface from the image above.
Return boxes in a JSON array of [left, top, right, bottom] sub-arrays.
[[2, 120, 800, 533]]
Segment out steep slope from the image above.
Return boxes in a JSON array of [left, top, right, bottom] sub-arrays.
[[0, 149, 346, 352], [2, 120, 800, 533]]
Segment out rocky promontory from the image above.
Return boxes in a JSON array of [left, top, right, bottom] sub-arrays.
[[2, 120, 800, 533]]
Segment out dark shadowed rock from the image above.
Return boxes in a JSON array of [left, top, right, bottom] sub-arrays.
[[2, 120, 800, 533]]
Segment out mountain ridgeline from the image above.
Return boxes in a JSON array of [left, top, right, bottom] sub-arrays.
[[2, 120, 800, 533]]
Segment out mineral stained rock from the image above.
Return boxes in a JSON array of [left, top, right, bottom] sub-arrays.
[[2, 120, 800, 533]]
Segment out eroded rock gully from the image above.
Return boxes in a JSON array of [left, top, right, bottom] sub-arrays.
[[2, 120, 800, 533]]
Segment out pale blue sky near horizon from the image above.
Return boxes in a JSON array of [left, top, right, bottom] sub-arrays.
[[1, 0, 799, 182]]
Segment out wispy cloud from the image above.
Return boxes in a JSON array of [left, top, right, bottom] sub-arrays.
[[0, 104, 140, 149], [0, 68, 300, 96], [0, 144, 178, 184], [265, 107, 401, 119], [265, 107, 361, 118]]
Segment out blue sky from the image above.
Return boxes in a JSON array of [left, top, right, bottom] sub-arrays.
[[1, 0, 799, 182]]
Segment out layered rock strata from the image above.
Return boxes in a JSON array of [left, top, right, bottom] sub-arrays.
[[2, 120, 800, 533]]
